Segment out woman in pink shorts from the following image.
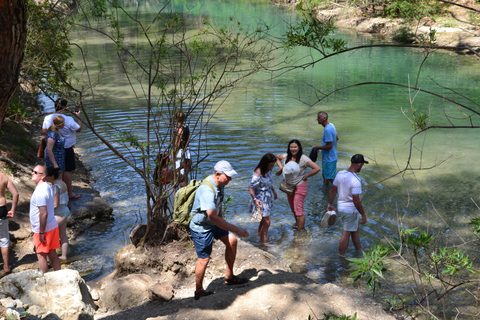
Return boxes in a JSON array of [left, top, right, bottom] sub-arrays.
[[276, 140, 320, 230]]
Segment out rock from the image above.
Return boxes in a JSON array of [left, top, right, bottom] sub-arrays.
[[101, 274, 154, 311], [26, 304, 44, 316], [5, 308, 21, 320], [148, 282, 174, 302], [68, 191, 114, 222], [0, 269, 97, 320]]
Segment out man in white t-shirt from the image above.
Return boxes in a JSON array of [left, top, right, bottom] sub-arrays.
[[30, 165, 60, 273], [42, 99, 82, 199], [327, 154, 368, 256]]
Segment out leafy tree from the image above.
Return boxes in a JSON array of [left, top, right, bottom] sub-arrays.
[[56, 0, 275, 246], [21, 0, 75, 103]]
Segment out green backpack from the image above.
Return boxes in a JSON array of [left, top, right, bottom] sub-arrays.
[[172, 179, 215, 226]]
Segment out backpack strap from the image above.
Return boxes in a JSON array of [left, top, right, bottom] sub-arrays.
[[201, 180, 216, 196]]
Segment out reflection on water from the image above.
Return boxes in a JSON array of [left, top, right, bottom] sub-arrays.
[[71, 3, 480, 308]]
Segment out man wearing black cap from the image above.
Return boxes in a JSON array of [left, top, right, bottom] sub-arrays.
[[327, 154, 368, 256]]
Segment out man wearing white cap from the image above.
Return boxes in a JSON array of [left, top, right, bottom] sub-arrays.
[[327, 154, 368, 256], [189, 160, 250, 300]]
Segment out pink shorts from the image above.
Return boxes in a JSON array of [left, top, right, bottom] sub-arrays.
[[287, 182, 308, 217], [34, 228, 60, 254]]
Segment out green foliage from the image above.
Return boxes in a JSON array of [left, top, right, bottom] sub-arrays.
[[430, 248, 474, 276], [350, 226, 477, 318], [348, 243, 392, 296], [392, 27, 416, 43], [23, 0, 75, 101], [468, 217, 480, 236], [6, 96, 27, 121], [314, 312, 359, 320], [385, 295, 407, 311], [382, 0, 446, 20], [222, 195, 235, 216], [284, 8, 346, 55]]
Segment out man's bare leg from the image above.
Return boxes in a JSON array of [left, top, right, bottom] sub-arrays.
[[1, 247, 10, 272], [220, 233, 237, 280], [339, 230, 352, 256], [195, 257, 210, 292]]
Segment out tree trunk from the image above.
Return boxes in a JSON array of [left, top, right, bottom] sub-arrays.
[[0, 0, 27, 130]]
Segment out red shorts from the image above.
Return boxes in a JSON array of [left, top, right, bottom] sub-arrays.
[[34, 228, 60, 254]]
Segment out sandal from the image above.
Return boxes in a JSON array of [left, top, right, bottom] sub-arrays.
[[224, 275, 248, 286], [69, 193, 81, 200], [194, 289, 214, 300]]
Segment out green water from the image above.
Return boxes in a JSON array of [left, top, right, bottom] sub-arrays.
[[70, 1, 480, 310]]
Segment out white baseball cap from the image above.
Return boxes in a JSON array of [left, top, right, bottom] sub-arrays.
[[214, 160, 238, 177]]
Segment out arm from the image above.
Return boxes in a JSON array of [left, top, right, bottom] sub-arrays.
[[38, 206, 48, 243], [42, 128, 48, 135], [352, 194, 367, 224], [73, 110, 82, 132], [303, 161, 321, 181], [53, 186, 59, 209], [46, 137, 59, 168], [327, 185, 337, 212], [313, 141, 333, 152], [275, 154, 284, 176], [6, 179, 18, 217], [206, 209, 249, 237], [249, 186, 262, 207]]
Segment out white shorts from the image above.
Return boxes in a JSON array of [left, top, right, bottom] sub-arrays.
[[339, 208, 360, 232], [0, 220, 9, 247]]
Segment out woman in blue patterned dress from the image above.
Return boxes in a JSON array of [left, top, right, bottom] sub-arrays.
[[45, 115, 66, 179], [249, 153, 277, 245]]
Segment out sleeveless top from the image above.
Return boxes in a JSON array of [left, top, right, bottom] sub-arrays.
[[53, 183, 70, 217]]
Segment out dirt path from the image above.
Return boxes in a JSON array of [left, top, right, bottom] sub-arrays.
[[92, 240, 395, 320]]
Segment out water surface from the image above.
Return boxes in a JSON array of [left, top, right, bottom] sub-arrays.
[[69, 1, 480, 301]]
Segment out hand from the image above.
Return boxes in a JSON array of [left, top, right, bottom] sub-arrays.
[[273, 192, 277, 200], [40, 233, 46, 244], [74, 110, 81, 116], [275, 170, 282, 176], [327, 204, 335, 212], [7, 210, 14, 218], [54, 164, 59, 169], [361, 215, 367, 225], [313, 146, 320, 152], [236, 227, 249, 238], [303, 176, 308, 182], [254, 199, 262, 207]]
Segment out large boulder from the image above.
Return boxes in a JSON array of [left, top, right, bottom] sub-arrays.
[[0, 269, 97, 320]]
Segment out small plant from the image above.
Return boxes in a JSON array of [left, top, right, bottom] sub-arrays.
[[222, 195, 234, 216], [315, 312, 359, 320], [385, 295, 407, 311], [348, 244, 392, 296]]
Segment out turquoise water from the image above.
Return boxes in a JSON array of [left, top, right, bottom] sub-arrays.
[[69, 1, 480, 301]]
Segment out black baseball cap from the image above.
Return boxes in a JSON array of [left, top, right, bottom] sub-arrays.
[[351, 154, 369, 164]]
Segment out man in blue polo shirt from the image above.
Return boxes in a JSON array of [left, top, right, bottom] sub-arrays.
[[313, 111, 338, 187], [189, 160, 249, 300]]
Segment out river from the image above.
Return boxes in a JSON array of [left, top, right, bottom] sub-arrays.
[[64, 0, 480, 308]]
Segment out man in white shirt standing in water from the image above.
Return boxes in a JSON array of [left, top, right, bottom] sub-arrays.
[[327, 154, 368, 256]]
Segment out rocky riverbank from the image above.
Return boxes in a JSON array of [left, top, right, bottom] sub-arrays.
[[272, 0, 480, 51]]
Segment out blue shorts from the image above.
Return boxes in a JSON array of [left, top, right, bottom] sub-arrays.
[[190, 226, 229, 259], [322, 160, 337, 180], [64, 147, 76, 172]]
